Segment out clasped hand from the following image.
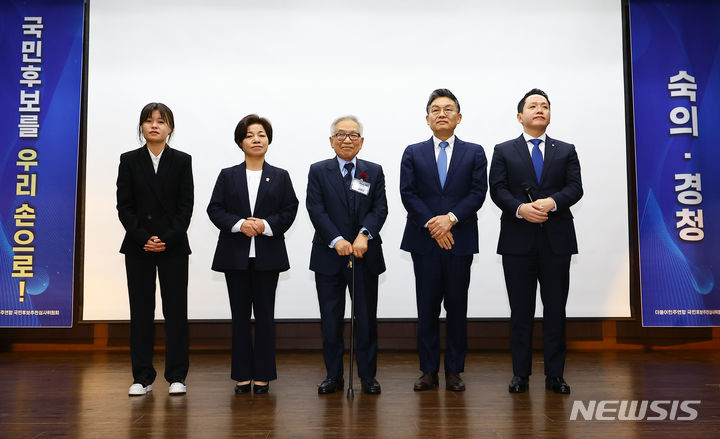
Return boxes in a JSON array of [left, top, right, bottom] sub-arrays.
[[144, 236, 166, 252], [429, 214, 454, 250], [518, 197, 554, 223], [240, 217, 266, 237], [334, 234, 369, 258]]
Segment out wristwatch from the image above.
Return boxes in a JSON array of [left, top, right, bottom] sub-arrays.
[[448, 212, 458, 225], [360, 229, 370, 237]]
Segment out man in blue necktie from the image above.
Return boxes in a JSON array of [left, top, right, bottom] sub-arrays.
[[489, 88, 583, 395], [400, 89, 488, 392]]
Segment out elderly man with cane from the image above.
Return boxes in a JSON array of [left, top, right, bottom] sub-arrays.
[[306, 115, 388, 395]]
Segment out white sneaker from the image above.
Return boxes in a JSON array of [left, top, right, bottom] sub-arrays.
[[169, 382, 187, 395], [128, 383, 152, 396]]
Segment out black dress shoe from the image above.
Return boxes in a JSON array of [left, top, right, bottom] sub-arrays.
[[318, 377, 344, 394], [253, 383, 269, 394], [545, 376, 571, 394], [508, 376, 529, 393], [413, 372, 439, 391], [445, 372, 466, 392], [360, 378, 381, 394], [234, 383, 251, 394]]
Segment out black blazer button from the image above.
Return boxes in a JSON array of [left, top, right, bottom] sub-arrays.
[[147, 215, 152, 220]]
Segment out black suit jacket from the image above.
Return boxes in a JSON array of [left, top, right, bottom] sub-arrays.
[[207, 162, 298, 272], [399, 137, 487, 256], [489, 134, 583, 256], [306, 158, 388, 276], [116, 145, 194, 258]]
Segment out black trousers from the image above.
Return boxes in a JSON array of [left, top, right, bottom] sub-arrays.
[[315, 260, 378, 380], [225, 262, 279, 382], [502, 230, 571, 378], [411, 248, 473, 374], [125, 254, 189, 386]]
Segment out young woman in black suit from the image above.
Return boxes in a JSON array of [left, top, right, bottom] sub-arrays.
[[116, 103, 194, 396], [207, 114, 298, 394]]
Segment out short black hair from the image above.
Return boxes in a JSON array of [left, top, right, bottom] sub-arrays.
[[234, 114, 273, 147], [426, 88, 460, 114], [517, 88, 550, 113], [138, 102, 174, 141]]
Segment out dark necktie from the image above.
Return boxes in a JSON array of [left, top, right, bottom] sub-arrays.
[[437, 141, 449, 188], [530, 138, 543, 183], [344, 162, 354, 189]]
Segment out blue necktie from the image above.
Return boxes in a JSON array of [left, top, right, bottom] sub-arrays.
[[530, 138, 543, 183], [437, 141, 448, 188], [343, 162, 354, 190]]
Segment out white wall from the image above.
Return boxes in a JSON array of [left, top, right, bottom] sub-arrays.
[[83, 0, 630, 320]]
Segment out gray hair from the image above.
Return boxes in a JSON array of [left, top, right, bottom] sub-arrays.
[[330, 115, 363, 136]]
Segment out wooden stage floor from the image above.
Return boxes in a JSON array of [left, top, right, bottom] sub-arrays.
[[1, 350, 719, 438]]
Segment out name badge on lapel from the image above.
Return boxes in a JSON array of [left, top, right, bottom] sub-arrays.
[[350, 178, 370, 196]]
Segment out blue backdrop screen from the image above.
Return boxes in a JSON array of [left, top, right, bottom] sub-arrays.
[[0, 0, 84, 327], [631, 0, 720, 326]]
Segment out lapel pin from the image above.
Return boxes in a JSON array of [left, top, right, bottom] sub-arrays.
[[266, 177, 270, 182]]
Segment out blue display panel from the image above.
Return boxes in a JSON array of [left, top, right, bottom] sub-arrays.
[[0, 0, 84, 327], [631, 0, 720, 326]]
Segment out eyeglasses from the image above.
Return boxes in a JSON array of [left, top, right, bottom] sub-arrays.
[[333, 132, 361, 141], [429, 106, 457, 116]]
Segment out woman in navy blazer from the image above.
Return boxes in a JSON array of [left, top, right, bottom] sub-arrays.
[[207, 114, 298, 394]]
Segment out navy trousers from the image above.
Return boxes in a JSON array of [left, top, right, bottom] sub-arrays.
[[502, 230, 571, 377], [411, 247, 473, 374], [315, 259, 378, 380], [225, 261, 280, 382], [125, 254, 189, 386]]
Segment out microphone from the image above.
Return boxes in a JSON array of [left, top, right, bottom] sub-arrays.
[[521, 182, 543, 228], [521, 183, 535, 203]]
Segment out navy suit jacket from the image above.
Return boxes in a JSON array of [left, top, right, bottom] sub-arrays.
[[207, 162, 298, 272], [400, 137, 488, 256], [489, 134, 583, 256], [117, 146, 194, 258], [306, 157, 388, 276]]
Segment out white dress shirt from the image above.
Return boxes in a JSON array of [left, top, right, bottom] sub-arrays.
[[328, 156, 372, 248], [147, 147, 164, 173], [424, 135, 457, 228], [432, 135, 455, 173], [231, 168, 273, 258], [516, 132, 556, 217], [523, 132, 547, 158]]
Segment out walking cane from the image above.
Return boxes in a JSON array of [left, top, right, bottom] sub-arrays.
[[347, 254, 356, 398]]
